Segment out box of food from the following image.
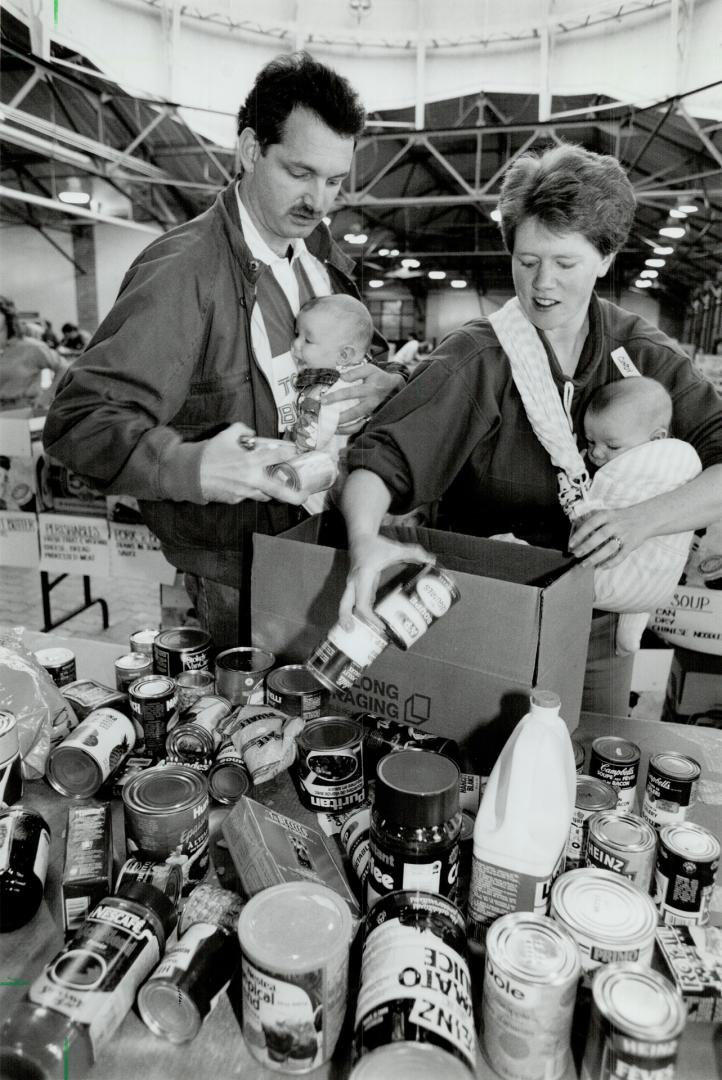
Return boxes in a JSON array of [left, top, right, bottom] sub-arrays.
[[61, 803, 113, 936], [655, 925, 722, 1022]]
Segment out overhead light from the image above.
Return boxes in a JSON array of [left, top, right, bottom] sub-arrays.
[[368, 279, 384, 289], [428, 270, 446, 280], [58, 176, 91, 205], [378, 248, 389, 256], [653, 246, 674, 256], [659, 226, 686, 239], [490, 208, 501, 222], [450, 279, 467, 289], [389, 248, 400, 257], [344, 231, 368, 245], [677, 204, 698, 214], [645, 258, 666, 268], [401, 258, 420, 269], [640, 269, 658, 279], [669, 208, 687, 219], [635, 279, 653, 289]]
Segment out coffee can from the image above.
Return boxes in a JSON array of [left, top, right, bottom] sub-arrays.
[[129, 675, 178, 760], [165, 695, 232, 772], [306, 614, 390, 694], [122, 765, 210, 891], [115, 857, 183, 908], [566, 775, 618, 870], [238, 881, 353, 1073], [47, 707, 136, 798], [175, 670, 216, 712], [153, 627, 212, 678], [129, 627, 160, 656], [269, 450, 337, 494], [207, 742, 251, 805], [293, 716, 364, 813], [115, 652, 153, 693], [585, 810, 657, 893], [214, 646, 275, 707], [654, 821, 720, 926], [0, 712, 23, 807], [483, 913, 581, 1080], [374, 563, 460, 650], [266, 664, 329, 720], [588, 736, 641, 813], [642, 752, 701, 830], [33, 647, 77, 687], [550, 867, 658, 984], [581, 963, 685, 1080]]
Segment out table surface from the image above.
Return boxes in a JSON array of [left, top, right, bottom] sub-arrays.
[[1, 630, 720, 1079]]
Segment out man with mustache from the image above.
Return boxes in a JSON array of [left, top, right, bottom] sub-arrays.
[[44, 52, 405, 648]]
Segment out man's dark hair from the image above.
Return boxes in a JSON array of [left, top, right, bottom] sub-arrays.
[[237, 51, 365, 149]]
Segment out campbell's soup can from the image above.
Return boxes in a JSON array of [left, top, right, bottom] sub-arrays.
[[588, 737, 640, 813], [123, 765, 210, 892], [293, 716, 365, 812], [153, 627, 212, 678], [642, 752, 701, 830], [34, 647, 77, 688], [266, 664, 329, 720], [47, 708, 136, 798]]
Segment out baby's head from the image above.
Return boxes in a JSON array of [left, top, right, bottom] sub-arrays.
[[291, 295, 373, 372], [584, 376, 672, 468]]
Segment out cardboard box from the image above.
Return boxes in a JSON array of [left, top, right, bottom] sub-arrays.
[[663, 644, 722, 723], [655, 925, 722, 1022], [251, 514, 593, 768], [61, 803, 113, 936]]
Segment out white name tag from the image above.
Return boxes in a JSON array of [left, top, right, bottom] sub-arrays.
[[611, 347, 641, 378]]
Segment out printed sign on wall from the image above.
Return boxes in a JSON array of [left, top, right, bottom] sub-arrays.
[[0, 512, 40, 567], [39, 513, 110, 576]]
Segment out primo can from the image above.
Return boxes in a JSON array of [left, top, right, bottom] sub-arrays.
[[642, 752, 701, 830], [293, 716, 365, 812], [588, 736, 641, 813], [654, 821, 720, 926], [153, 627, 212, 678], [483, 913, 581, 1080], [585, 810, 657, 893], [266, 664, 329, 720]]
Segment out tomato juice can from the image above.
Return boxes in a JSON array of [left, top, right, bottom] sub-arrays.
[[654, 821, 720, 926], [0, 711, 22, 807], [585, 810, 657, 893], [215, 646, 275, 706], [566, 776, 618, 870], [115, 857, 183, 908], [642, 752, 701, 830], [266, 664, 329, 720], [153, 627, 212, 678], [47, 708, 136, 798], [165, 694, 231, 772], [238, 881, 353, 1073], [306, 614, 390, 693], [130, 627, 160, 656], [33, 647, 77, 687], [122, 765, 210, 891], [588, 736, 641, 813], [114, 652, 153, 693], [129, 675, 178, 760], [207, 742, 251, 805], [293, 716, 365, 812], [374, 563, 460, 650]]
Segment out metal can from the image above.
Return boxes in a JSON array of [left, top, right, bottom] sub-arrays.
[[153, 627, 212, 678], [122, 765, 210, 891], [33, 647, 77, 687], [566, 775, 618, 870], [572, 738, 585, 773], [214, 646, 275, 706], [47, 707, 136, 798], [130, 627, 160, 655], [588, 736, 641, 813], [581, 963, 686, 1080], [114, 652, 153, 693], [699, 553, 722, 589], [175, 670, 216, 712], [642, 752, 701, 830], [60, 679, 129, 721], [266, 664, 329, 720], [0, 711, 22, 807], [585, 810, 657, 892], [457, 808, 476, 913], [115, 857, 183, 908], [357, 713, 460, 781], [269, 450, 337, 494], [550, 867, 658, 984], [238, 881, 353, 1072], [165, 695, 232, 772], [352, 890, 476, 1079], [306, 613, 390, 693], [374, 563, 460, 650], [129, 675, 178, 760], [293, 716, 364, 812], [654, 821, 720, 926], [207, 742, 251, 805], [483, 913, 581, 1080], [339, 805, 371, 889]]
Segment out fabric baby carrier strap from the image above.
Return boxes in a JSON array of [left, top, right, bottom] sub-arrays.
[[254, 256, 316, 359]]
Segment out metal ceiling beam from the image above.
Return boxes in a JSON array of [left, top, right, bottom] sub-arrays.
[[7, 69, 44, 110], [0, 186, 160, 232]]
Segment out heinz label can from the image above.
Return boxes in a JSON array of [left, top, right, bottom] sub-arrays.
[[153, 627, 212, 678], [566, 776, 618, 870], [129, 675, 178, 761], [34, 647, 77, 687], [588, 736, 641, 813], [47, 708, 136, 798], [238, 881, 352, 1073], [115, 652, 153, 693], [654, 821, 720, 926], [0, 711, 23, 807], [122, 765, 210, 892], [585, 810, 657, 893], [293, 716, 364, 812], [483, 913, 580, 1080], [642, 752, 701, 830], [306, 614, 390, 693], [374, 564, 460, 650], [266, 664, 329, 720]]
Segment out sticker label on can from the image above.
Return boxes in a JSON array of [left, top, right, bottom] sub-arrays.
[[152, 922, 216, 978], [61, 709, 136, 780], [654, 868, 716, 926], [368, 840, 459, 906]]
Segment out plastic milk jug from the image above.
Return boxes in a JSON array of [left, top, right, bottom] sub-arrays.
[[467, 690, 576, 946]]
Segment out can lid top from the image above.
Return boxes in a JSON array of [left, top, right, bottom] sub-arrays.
[[649, 752, 701, 780], [659, 820, 720, 860], [591, 736, 641, 763], [589, 811, 655, 851], [576, 776, 618, 811], [267, 664, 324, 695], [348, 1042, 474, 1080], [592, 963, 686, 1039], [238, 881, 352, 971], [123, 764, 208, 812], [47, 744, 102, 798], [699, 554, 722, 580], [551, 868, 657, 942], [486, 913, 580, 984], [375, 750, 460, 824], [34, 647, 74, 664], [155, 627, 211, 651]]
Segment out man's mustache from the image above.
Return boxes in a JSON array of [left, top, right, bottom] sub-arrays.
[[291, 205, 320, 218]]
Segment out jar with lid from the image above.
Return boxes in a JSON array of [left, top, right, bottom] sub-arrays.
[[0, 807, 50, 932], [367, 749, 461, 909]]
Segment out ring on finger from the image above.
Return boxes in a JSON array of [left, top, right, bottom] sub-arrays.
[[610, 535, 623, 553]]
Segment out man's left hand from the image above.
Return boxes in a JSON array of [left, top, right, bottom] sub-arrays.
[[568, 505, 650, 568], [324, 365, 405, 434]]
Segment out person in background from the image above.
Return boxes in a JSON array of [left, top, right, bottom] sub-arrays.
[[393, 333, 422, 368], [338, 144, 722, 716], [42, 320, 60, 349], [43, 52, 406, 650], [59, 323, 91, 353], [0, 297, 67, 413]]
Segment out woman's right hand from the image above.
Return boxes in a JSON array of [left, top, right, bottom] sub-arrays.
[[339, 534, 435, 630]]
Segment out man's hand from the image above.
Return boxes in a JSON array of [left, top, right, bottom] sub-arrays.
[[324, 366, 405, 434], [199, 423, 304, 505]]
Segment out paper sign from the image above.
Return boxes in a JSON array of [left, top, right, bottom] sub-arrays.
[[108, 522, 176, 584], [39, 513, 110, 575], [0, 415, 33, 457], [0, 511, 40, 567], [649, 586, 722, 656]]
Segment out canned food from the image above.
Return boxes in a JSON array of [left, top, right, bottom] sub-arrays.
[[214, 646, 275, 706], [293, 716, 364, 812], [588, 736, 641, 813], [238, 881, 353, 1072], [566, 775, 618, 870], [642, 752, 701, 830], [165, 695, 232, 772], [130, 627, 160, 655], [374, 563, 460, 650], [550, 867, 658, 984], [585, 810, 657, 892], [207, 742, 251, 805], [129, 675, 178, 760], [699, 553, 722, 589], [111, 754, 154, 798], [153, 627, 212, 678], [122, 765, 210, 891], [269, 450, 337, 494], [483, 913, 581, 1080], [266, 664, 329, 720], [357, 713, 460, 780], [353, 891, 475, 1078], [61, 679, 128, 721], [115, 857, 183, 907], [0, 712, 22, 807], [339, 805, 371, 889], [654, 821, 720, 926], [572, 738, 585, 773], [306, 614, 390, 693], [47, 707, 136, 798], [33, 647, 76, 687], [115, 652, 153, 693], [581, 963, 685, 1080], [175, 670, 216, 712]]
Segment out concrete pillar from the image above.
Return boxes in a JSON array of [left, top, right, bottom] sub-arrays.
[[71, 223, 99, 332]]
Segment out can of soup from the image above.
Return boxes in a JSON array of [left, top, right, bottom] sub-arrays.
[[207, 742, 251, 805], [115, 652, 153, 693], [47, 708, 136, 798], [374, 563, 460, 650], [654, 821, 720, 926], [642, 752, 701, 830], [266, 664, 329, 720], [214, 646, 275, 706], [585, 810, 657, 893], [306, 614, 390, 693], [588, 736, 641, 813], [153, 627, 212, 678], [129, 675, 178, 760], [34, 647, 77, 687], [293, 716, 365, 812]]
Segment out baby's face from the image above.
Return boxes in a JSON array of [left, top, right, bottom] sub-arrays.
[[584, 406, 653, 467], [292, 307, 347, 370]]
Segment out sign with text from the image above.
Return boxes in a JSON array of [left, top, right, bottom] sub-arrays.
[[0, 511, 40, 567], [108, 522, 176, 584], [39, 513, 110, 575], [649, 586, 722, 657]]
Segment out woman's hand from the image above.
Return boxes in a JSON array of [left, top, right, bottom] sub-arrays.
[[324, 365, 405, 434], [567, 504, 651, 568], [339, 534, 435, 629]]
